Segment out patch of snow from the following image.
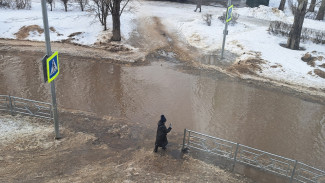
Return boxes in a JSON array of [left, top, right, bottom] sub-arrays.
[[0, 115, 52, 146], [236, 5, 289, 22]]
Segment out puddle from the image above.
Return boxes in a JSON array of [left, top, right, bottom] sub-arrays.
[[199, 51, 238, 68], [1, 48, 325, 181], [157, 50, 176, 59], [169, 149, 183, 159]]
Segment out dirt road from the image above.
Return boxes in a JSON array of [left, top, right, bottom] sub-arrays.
[[0, 111, 254, 183]]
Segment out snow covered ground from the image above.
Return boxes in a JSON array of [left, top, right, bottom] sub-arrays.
[[0, 0, 324, 89], [0, 0, 136, 44]]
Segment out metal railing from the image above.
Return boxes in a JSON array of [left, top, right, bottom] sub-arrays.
[[182, 129, 325, 183], [0, 95, 52, 119]]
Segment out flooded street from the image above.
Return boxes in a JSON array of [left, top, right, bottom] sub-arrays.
[[1, 45, 325, 180]]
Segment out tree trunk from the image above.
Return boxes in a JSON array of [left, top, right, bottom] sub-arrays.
[[278, 0, 286, 11], [50, 3, 52, 11], [64, 2, 67, 11], [308, 0, 316, 12], [104, 13, 107, 31], [316, 0, 325, 20], [101, 5, 104, 25], [79, 0, 84, 11], [80, 2, 84, 11], [286, 0, 307, 50], [111, 0, 121, 41]]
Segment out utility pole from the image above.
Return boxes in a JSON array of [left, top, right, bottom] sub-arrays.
[[41, 0, 60, 139], [221, 0, 232, 59]]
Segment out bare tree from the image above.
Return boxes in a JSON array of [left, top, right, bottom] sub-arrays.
[[288, 0, 298, 14], [308, 0, 316, 12], [107, 0, 129, 41], [0, 0, 10, 8], [77, 0, 87, 11], [61, 0, 68, 11], [316, 0, 325, 20], [92, 0, 110, 30], [278, 0, 286, 11], [91, 0, 129, 40], [287, 0, 307, 50], [15, 0, 31, 9], [47, 0, 53, 11]]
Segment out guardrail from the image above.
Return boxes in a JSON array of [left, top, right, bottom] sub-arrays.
[[0, 95, 52, 119], [182, 129, 325, 183]]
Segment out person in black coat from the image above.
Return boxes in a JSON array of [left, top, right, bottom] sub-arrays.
[[154, 115, 172, 152]]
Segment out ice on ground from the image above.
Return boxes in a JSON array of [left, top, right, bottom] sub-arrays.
[[0, 115, 52, 147]]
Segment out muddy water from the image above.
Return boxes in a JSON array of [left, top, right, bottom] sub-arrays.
[[1, 50, 325, 179]]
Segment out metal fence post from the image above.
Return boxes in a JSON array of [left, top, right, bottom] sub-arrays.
[[187, 131, 191, 145], [50, 105, 53, 119], [290, 160, 298, 183], [182, 129, 187, 152], [8, 95, 13, 116], [232, 143, 239, 172]]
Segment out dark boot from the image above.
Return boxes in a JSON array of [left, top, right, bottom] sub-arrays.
[[154, 145, 158, 152]]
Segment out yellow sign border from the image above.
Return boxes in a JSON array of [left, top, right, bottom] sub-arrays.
[[46, 51, 59, 83], [226, 5, 234, 23]]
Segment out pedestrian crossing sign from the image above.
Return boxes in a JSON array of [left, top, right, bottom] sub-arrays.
[[226, 5, 234, 22], [46, 51, 59, 83]]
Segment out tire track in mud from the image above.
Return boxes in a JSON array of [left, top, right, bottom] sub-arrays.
[[128, 16, 200, 65]]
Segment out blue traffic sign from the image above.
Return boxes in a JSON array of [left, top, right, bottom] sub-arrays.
[[226, 5, 234, 22], [46, 51, 59, 83]]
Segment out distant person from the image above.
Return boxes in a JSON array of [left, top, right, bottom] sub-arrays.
[[194, 0, 202, 12], [154, 115, 172, 152]]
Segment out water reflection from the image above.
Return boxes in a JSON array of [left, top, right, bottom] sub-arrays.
[[57, 57, 125, 117], [200, 54, 232, 67]]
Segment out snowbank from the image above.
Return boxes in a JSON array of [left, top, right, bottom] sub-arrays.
[[0, 0, 136, 44], [229, 5, 325, 89], [236, 5, 288, 22]]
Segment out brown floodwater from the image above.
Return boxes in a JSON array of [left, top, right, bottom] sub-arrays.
[[0, 49, 325, 181]]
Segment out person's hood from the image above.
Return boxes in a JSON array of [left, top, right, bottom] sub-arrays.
[[158, 115, 167, 126], [158, 120, 165, 126]]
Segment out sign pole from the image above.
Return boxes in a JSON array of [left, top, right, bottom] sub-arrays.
[[221, 0, 232, 59], [41, 0, 60, 139]]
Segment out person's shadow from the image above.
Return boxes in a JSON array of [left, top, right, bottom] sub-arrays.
[[155, 142, 188, 160]]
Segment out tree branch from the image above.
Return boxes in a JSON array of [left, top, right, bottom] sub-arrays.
[[107, 0, 113, 13], [120, 0, 130, 16]]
